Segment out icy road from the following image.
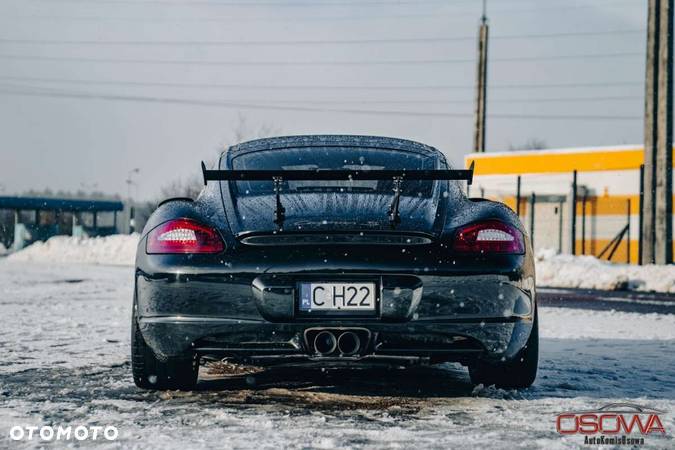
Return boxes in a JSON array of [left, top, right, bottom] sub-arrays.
[[1, 261, 674, 449]]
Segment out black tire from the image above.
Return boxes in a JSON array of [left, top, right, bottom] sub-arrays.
[[469, 310, 539, 389], [131, 310, 199, 391]]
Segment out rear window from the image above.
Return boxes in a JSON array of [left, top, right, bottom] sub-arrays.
[[230, 147, 437, 197]]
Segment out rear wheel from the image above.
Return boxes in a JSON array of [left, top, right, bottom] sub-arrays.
[[131, 310, 199, 390], [469, 310, 538, 389]]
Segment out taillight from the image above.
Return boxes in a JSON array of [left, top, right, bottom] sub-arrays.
[[146, 218, 224, 254], [453, 220, 524, 254]]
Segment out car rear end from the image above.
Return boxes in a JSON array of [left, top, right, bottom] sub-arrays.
[[132, 136, 537, 390]]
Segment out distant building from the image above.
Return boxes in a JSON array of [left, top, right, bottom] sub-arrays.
[[0, 196, 124, 251], [465, 145, 674, 264]]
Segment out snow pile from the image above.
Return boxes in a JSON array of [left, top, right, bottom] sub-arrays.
[[7, 234, 139, 266], [540, 307, 675, 340], [0, 242, 7, 256], [536, 248, 675, 293]]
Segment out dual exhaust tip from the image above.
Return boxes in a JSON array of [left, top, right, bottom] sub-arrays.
[[313, 330, 361, 356]]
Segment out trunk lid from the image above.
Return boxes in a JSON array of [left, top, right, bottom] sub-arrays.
[[228, 190, 443, 235]]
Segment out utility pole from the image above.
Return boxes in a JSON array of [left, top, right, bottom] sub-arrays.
[[642, 0, 673, 264], [473, 0, 489, 153]]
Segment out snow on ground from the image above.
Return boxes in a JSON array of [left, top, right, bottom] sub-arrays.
[[6, 234, 139, 266], [536, 248, 675, 293], [0, 242, 7, 256], [0, 260, 673, 449]]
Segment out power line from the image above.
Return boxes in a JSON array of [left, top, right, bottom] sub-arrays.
[[0, 53, 477, 66], [0, 51, 643, 67], [0, 30, 645, 47], [22, 0, 643, 10], [0, 77, 644, 103], [4, 1, 646, 23], [0, 75, 643, 91], [0, 84, 644, 120], [26, 0, 474, 6], [492, 81, 642, 89]]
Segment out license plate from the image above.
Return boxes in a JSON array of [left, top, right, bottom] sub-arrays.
[[299, 282, 376, 312]]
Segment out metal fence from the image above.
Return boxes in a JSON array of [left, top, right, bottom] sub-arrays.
[[472, 170, 639, 264]]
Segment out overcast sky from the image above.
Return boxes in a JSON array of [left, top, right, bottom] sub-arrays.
[[0, 0, 647, 199]]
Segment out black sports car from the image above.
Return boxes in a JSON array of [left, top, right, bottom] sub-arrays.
[[132, 135, 537, 390]]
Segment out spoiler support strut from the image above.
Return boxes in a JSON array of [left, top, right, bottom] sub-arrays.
[[388, 176, 403, 227], [272, 176, 286, 228], [201, 161, 475, 228]]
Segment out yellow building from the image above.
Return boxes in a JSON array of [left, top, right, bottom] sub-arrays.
[[465, 145, 674, 264]]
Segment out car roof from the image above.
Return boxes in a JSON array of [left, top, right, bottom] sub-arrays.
[[224, 135, 445, 160]]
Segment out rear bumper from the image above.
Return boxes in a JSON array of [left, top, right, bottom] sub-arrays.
[[135, 271, 536, 365], [138, 316, 533, 366]]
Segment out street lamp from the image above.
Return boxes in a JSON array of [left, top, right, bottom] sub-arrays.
[[126, 168, 140, 200], [126, 168, 140, 234]]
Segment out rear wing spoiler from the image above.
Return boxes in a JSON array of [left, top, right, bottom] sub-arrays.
[[201, 161, 474, 228]]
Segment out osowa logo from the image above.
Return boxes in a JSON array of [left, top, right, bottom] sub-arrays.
[[9, 424, 119, 442], [556, 403, 666, 446]]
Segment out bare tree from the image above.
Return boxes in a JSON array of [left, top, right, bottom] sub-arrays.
[[158, 176, 204, 200], [508, 138, 547, 151], [231, 113, 280, 144], [20, 188, 121, 201], [157, 114, 280, 201]]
